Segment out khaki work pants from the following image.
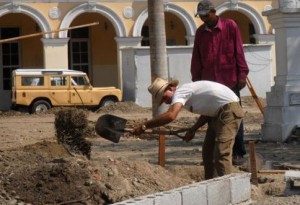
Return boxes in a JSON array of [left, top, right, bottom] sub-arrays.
[[202, 102, 244, 180]]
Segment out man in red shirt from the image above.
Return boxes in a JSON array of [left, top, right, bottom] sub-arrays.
[[191, 0, 249, 165]]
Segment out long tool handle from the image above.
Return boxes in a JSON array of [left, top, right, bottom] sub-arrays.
[[0, 22, 99, 44], [246, 77, 264, 115], [258, 170, 287, 174], [123, 127, 188, 138]]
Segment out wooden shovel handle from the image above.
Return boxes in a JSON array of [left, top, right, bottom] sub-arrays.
[[246, 77, 264, 116], [123, 127, 188, 138]]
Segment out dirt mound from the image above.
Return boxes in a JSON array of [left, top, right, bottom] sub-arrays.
[[0, 140, 198, 204], [0, 141, 105, 204], [96, 101, 150, 114], [93, 158, 195, 202]]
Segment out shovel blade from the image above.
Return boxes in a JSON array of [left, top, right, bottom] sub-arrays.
[[95, 114, 128, 143]]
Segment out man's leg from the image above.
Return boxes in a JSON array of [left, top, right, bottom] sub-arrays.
[[233, 121, 246, 159], [231, 86, 246, 164], [214, 137, 235, 177], [214, 108, 242, 177], [202, 122, 215, 180]]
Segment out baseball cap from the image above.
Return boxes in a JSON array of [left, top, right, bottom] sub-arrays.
[[195, 0, 215, 17]]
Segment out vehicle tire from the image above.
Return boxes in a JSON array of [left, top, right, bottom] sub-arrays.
[[100, 97, 117, 107], [30, 100, 51, 114], [10, 104, 19, 111]]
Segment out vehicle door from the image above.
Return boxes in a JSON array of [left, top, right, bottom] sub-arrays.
[[49, 75, 70, 105], [70, 75, 92, 105]]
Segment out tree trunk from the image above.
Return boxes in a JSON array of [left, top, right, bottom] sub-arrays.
[[148, 0, 168, 116]]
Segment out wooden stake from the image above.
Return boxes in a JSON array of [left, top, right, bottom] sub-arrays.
[[0, 22, 99, 44], [249, 140, 258, 185], [258, 170, 287, 174], [158, 134, 166, 167]]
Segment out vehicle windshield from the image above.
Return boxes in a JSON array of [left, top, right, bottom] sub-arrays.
[[71, 76, 90, 86]]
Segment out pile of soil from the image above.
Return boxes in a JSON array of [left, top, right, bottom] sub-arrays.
[[0, 141, 104, 204], [0, 141, 197, 204], [0, 103, 201, 205], [96, 101, 151, 114]]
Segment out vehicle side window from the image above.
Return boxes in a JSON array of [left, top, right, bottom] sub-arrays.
[[50, 76, 67, 86], [21, 77, 44, 86], [71, 76, 89, 86]]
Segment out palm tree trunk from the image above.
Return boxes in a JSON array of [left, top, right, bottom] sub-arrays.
[[148, 0, 168, 116]]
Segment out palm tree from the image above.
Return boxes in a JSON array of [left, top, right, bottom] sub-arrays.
[[148, 0, 168, 116]]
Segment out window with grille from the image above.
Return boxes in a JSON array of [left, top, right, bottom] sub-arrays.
[[68, 28, 90, 75], [1, 28, 20, 90]]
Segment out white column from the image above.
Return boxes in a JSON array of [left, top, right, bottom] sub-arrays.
[[115, 37, 143, 90], [41, 38, 69, 69], [185, 35, 194, 46], [262, 8, 300, 141]]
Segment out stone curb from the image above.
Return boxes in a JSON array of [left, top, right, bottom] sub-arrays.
[[112, 173, 251, 205]]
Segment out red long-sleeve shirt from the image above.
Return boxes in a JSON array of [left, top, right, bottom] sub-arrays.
[[191, 17, 249, 89]]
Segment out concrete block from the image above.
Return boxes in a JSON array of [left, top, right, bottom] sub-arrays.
[[230, 173, 251, 204], [154, 191, 181, 205], [182, 183, 207, 205], [134, 196, 155, 205], [207, 177, 231, 205], [285, 170, 300, 181], [113, 199, 135, 205], [112, 174, 253, 205], [284, 171, 300, 195]]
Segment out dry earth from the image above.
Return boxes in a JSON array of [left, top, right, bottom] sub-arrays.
[[0, 97, 300, 204]]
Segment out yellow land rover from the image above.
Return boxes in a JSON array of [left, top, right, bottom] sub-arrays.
[[11, 69, 122, 113]]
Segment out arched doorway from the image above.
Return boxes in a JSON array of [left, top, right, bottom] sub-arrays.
[[59, 3, 126, 89], [0, 13, 43, 91], [133, 3, 197, 46], [141, 12, 187, 46], [220, 11, 255, 44], [67, 13, 118, 88]]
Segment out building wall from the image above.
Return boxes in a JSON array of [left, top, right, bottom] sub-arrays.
[[122, 44, 272, 107]]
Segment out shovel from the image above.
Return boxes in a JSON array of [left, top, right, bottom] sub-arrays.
[[95, 114, 189, 143]]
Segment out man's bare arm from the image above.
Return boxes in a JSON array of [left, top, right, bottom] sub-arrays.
[[183, 115, 209, 142], [132, 102, 183, 135]]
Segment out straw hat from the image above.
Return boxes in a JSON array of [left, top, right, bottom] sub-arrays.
[[148, 77, 179, 105]]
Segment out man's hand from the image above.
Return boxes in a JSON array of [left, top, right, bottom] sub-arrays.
[[238, 79, 246, 90], [183, 129, 196, 142], [132, 124, 145, 135], [183, 115, 208, 142]]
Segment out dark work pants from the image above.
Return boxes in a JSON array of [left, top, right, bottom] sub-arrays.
[[231, 86, 246, 157]]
